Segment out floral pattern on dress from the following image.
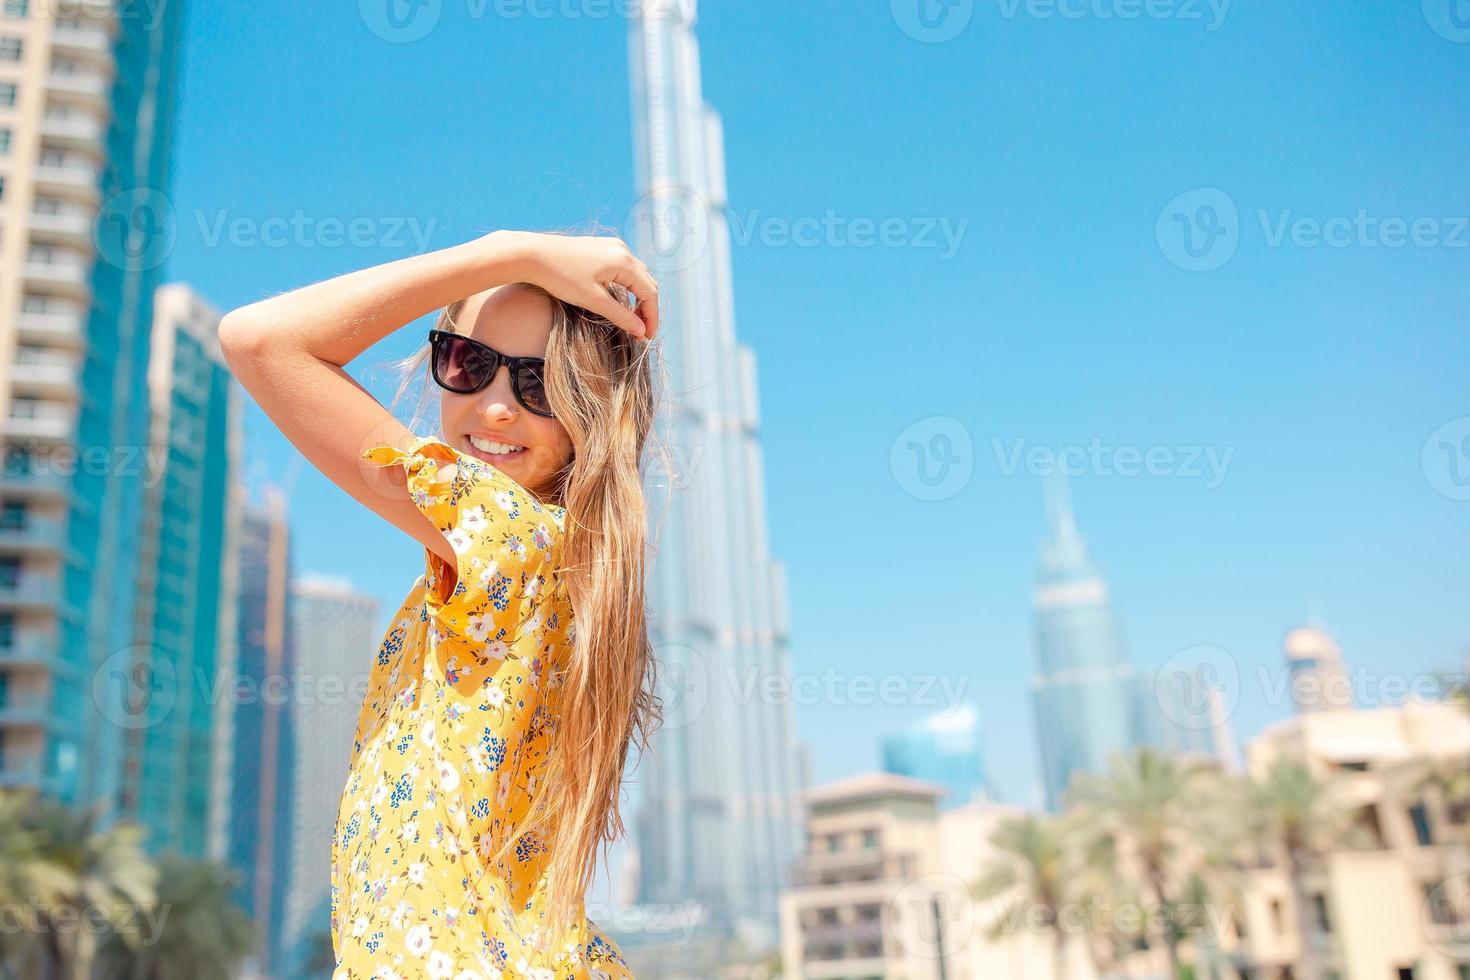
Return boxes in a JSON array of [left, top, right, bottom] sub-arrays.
[[330, 435, 634, 979]]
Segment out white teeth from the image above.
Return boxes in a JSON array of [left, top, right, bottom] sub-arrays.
[[469, 435, 525, 455]]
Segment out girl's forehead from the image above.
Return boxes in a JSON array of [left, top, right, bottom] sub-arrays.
[[463, 285, 554, 353]]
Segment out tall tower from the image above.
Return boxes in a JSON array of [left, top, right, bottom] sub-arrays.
[[282, 574, 379, 979], [1284, 623, 1353, 714], [0, 0, 187, 807], [228, 490, 297, 979], [122, 284, 243, 860], [627, 0, 806, 952], [1031, 476, 1140, 810]]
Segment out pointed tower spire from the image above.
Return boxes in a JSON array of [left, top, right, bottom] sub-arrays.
[[1040, 470, 1088, 576]]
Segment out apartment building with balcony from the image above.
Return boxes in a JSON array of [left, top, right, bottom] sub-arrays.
[[778, 772, 1086, 980], [0, 0, 186, 806]]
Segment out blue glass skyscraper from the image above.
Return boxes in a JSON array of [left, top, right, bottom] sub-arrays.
[[0, 0, 187, 807], [228, 491, 297, 979], [881, 704, 993, 810], [123, 285, 242, 860], [1031, 477, 1140, 810]]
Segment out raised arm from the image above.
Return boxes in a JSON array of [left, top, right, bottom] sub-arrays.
[[217, 229, 659, 565]]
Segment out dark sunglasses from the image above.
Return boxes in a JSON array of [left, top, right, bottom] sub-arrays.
[[428, 329, 555, 419]]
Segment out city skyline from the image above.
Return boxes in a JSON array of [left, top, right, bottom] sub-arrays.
[[162, 0, 1469, 822]]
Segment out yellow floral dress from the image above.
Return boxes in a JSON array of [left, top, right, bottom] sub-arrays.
[[330, 435, 635, 980]]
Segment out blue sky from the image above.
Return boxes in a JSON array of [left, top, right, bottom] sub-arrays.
[[170, 1, 1469, 811]]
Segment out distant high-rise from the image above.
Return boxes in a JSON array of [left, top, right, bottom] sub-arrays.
[[0, 0, 186, 807], [1284, 623, 1353, 714], [281, 574, 379, 979], [881, 704, 993, 809], [627, 0, 806, 953], [229, 491, 297, 979], [1141, 667, 1241, 772], [1031, 476, 1140, 810], [122, 285, 243, 861]]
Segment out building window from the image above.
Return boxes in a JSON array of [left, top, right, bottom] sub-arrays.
[[1410, 803, 1433, 846], [2, 0, 26, 19], [0, 36, 19, 61], [0, 128, 10, 153], [1312, 893, 1332, 934], [0, 83, 15, 107]]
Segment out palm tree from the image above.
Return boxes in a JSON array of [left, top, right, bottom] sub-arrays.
[[1069, 748, 1222, 979], [971, 812, 1088, 979], [1247, 759, 1359, 980], [21, 795, 158, 980], [95, 852, 255, 980], [0, 788, 49, 975]]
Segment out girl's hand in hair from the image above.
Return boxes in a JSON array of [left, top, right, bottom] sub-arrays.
[[493, 230, 660, 340]]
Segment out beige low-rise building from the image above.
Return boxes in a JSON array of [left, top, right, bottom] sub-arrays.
[[778, 772, 1108, 980], [1218, 698, 1470, 980]]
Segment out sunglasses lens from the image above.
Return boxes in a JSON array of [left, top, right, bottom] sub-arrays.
[[434, 335, 491, 392], [516, 363, 553, 417]]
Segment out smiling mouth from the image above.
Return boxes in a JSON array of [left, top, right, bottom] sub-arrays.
[[465, 433, 527, 463]]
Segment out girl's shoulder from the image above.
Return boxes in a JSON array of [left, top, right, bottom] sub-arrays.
[[363, 434, 567, 534]]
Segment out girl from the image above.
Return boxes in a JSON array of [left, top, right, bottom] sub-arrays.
[[219, 230, 664, 978]]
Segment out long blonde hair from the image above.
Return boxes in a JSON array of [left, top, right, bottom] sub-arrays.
[[387, 278, 666, 950]]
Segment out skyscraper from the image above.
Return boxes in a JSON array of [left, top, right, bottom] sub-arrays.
[[627, 0, 806, 953], [880, 704, 993, 810], [282, 574, 379, 979], [1030, 476, 1139, 810], [0, 0, 186, 806], [229, 489, 297, 979], [123, 284, 243, 861]]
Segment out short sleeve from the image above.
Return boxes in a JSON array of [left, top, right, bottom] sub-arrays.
[[362, 435, 566, 654]]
